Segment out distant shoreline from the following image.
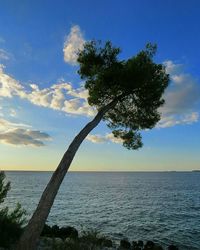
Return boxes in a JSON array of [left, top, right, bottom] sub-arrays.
[[2, 170, 200, 173]]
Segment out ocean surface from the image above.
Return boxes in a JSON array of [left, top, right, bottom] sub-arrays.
[[3, 171, 200, 249]]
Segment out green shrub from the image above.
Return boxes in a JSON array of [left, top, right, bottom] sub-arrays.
[[80, 228, 112, 248], [0, 171, 26, 248]]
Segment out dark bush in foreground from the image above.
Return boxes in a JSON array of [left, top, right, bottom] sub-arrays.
[[0, 171, 26, 248], [41, 224, 78, 239], [40, 227, 113, 249], [80, 228, 112, 247], [40, 225, 180, 250], [120, 238, 131, 249], [168, 245, 179, 250]]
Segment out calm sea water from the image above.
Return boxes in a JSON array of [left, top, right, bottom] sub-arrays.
[[3, 171, 200, 249]]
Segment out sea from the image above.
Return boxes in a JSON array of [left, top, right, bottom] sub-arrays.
[[3, 171, 200, 250]]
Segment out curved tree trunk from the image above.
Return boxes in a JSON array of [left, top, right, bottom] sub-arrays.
[[15, 101, 115, 250]]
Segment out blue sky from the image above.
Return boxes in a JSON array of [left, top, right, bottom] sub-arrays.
[[0, 0, 200, 171]]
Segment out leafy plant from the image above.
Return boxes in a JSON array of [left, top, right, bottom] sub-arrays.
[[80, 228, 112, 248], [0, 171, 26, 248]]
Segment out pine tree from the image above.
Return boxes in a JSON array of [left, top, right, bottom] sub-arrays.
[[0, 171, 26, 248], [17, 41, 169, 249]]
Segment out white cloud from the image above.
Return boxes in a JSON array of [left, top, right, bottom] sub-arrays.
[[0, 128, 51, 147], [0, 118, 31, 130], [158, 61, 200, 128], [0, 64, 95, 117], [63, 25, 85, 65], [9, 108, 17, 117], [0, 49, 10, 61], [0, 64, 25, 98], [0, 118, 51, 147], [105, 133, 123, 144], [86, 133, 123, 144], [0, 106, 3, 117], [86, 134, 107, 143], [1, 57, 199, 128], [164, 60, 183, 75], [158, 112, 199, 128]]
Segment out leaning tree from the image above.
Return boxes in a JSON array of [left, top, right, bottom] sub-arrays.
[[16, 41, 169, 249]]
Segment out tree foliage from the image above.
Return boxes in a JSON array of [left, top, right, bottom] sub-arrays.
[[77, 41, 169, 149], [0, 170, 10, 203], [16, 41, 170, 249], [0, 171, 26, 248]]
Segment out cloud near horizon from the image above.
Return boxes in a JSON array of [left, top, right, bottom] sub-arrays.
[[0, 118, 51, 147], [63, 25, 85, 65]]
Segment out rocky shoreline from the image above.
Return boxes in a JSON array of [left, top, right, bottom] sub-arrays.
[[37, 224, 179, 250], [0, 223, 180, 250]]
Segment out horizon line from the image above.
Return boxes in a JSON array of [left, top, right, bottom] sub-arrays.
[[1, 169, 200, 173]]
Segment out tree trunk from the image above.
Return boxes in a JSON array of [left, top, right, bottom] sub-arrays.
[[15, 101, 115, 250]]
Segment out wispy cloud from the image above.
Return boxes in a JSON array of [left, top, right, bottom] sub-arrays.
[[0, 118, 51, 147], [0, 118, 31, 130], [0, 65, 95, 117], [0, 128, 51, 147], [9, 108, 17, 117], [86, 133, 123, 144], [86, 134, 107, 143], [63, 25, 85, 65], [158, 112, 198, 128], [158, 60, 200, 128], [0, 49, 11, 61], [0, 107, 3, 117]]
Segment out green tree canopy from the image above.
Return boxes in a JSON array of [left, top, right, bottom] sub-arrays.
[[78, 41, 169, 149]]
